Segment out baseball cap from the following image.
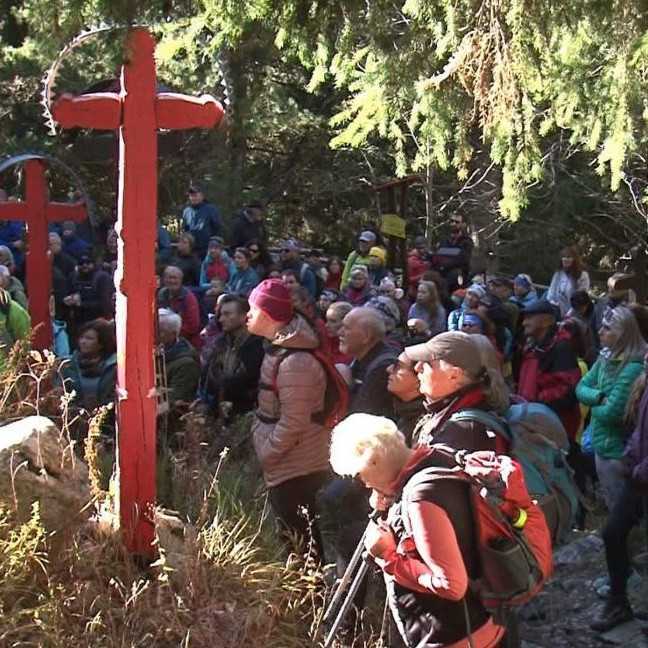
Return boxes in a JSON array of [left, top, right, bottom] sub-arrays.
[[358, 230, 377, 243], [404, 331, 483, 376]]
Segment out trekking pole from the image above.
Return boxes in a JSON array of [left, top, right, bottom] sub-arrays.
[[324, 554, 372, 648], [322, 524, 369, 626]]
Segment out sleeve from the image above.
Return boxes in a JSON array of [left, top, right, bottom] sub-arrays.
[[303, 268, 317, 298], [592, 362, 643, 425], [199, 258, 210, 289], [379, 500, 468, 601], [222, 338, 264, 396], [180, 292, 201, 338], [545, 272, 559, 305], [576, 360, 603, 406], [169, 360, 201, 404], [340, 251, 357, 289], [8, 301, 31, 341], [537, 340, 581, 408], [255, 353, 325, 466]]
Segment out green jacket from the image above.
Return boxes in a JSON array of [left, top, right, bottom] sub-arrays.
[[164, 338, 201, 405], [340, 250, 372, 288], [576, 355, 644, 459], [0, 298, 31, 361]]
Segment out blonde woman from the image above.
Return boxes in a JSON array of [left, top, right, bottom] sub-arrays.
[[576, 305, 647, 510], [330, 413, 505, 648]]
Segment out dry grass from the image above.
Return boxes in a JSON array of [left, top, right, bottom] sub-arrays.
[[0, 343, 388, 647]]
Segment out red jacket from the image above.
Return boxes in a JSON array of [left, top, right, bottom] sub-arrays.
[[517, 328, 581, 439], [407, 251, 430, 290], [159, 287, 202, 349]]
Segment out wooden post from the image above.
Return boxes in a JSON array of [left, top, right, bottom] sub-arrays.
[[0, 159, 87, 349], [52, 28, 224, 556]]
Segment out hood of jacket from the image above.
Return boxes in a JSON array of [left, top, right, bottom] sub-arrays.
[[271, 314, 320, 351]]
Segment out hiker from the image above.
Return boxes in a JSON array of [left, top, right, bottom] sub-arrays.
[[226, 247, 260, 297], [62, 319, 117, 411], [546, 246, 590, 318], [386, 351, 426, 445], [247, 279, 331, 558], [199, 294, 264, 417], [168, 232, 201, 287], [407, 280, 447, 339], [325, 301, 353, 365], [591, 365, 648, 632], [329, 413, 507, 648], [181, 182, 223, 258], [517, 300, 582, 441], [576, 305, 647, 510], [340, 230, 377, 289], [406, 331, 510, 451], [158, 266, 202, 349], [343, 265, 375, 306]]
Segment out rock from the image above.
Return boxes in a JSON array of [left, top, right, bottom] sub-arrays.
[[554, 533, 604, 567], [0, 416, 91, 536], [154, 509, 198, 587], [600, 618, 648, 645]]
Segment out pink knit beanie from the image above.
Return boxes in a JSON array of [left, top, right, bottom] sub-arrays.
[[249, 279, 294, 323]]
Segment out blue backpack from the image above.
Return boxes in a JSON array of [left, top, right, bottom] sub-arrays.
[[450, 402, 579, 544]]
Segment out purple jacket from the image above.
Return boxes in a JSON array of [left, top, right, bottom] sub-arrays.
[[624, 382, 648, 488]]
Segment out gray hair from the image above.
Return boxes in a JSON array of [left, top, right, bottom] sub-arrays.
[[602, 305, 648, 365], [327, 301, 353, 320], [158, 307, 182, 336], [0, 265, 10, 279], [470, 334, 510, 414]]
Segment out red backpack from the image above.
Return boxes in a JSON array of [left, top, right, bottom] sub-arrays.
[[401, 445, 553, 617], [270, 348, 349, 429]]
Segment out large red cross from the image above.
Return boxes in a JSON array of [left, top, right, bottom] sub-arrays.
[[0, 160, 86, 350], [52, 28, 224, 555]]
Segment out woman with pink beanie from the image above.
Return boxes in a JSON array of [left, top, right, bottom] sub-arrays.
[[247, 278, 331, 558]]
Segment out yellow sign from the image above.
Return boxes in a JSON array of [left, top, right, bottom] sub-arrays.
[[381, 213, 406, 239]]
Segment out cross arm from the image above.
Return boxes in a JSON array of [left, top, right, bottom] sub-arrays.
[[52, 92, 121, 130], [0, 202, 29, 220], [46, 201, 88, 223], [156, 93, 224, 130]]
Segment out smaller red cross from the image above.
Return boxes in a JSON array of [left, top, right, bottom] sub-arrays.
[[0, 159, 87, 350]]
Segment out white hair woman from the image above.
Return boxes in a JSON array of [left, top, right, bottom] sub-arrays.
[[330, 412, 506, 648], [405, 331, 510, 450], [577, 305, 647, 510]]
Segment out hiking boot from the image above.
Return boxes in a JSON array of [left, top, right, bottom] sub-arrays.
[[590, 597, 634, 632]]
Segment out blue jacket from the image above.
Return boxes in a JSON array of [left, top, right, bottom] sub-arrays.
[[182, 201, 222, 253], [226, 266, 260, 297]]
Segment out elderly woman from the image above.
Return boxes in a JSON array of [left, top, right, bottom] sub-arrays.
[[330, 411, 506, 648]]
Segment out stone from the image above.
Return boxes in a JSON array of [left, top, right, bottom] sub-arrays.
[[553, 533, 604, 568], [153, 509, 198, 587], [600, 619, 648, 645], [0, 416, 90, 536]]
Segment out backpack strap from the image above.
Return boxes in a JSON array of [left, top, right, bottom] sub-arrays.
[[449, 408, 513, 444]]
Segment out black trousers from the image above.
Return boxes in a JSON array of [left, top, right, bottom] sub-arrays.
[[602, 479, 645, 599], [268, 471, 329, 560]]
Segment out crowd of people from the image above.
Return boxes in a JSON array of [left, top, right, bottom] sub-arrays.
[[1, 181, 648, 646]]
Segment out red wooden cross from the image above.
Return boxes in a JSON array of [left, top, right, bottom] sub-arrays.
[[52, 28, 224, 556], [0, 159, 86, 350]]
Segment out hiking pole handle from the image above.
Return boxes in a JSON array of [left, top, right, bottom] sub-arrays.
[[322, 509, 382, 625], [324, 556, 371, 648]]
